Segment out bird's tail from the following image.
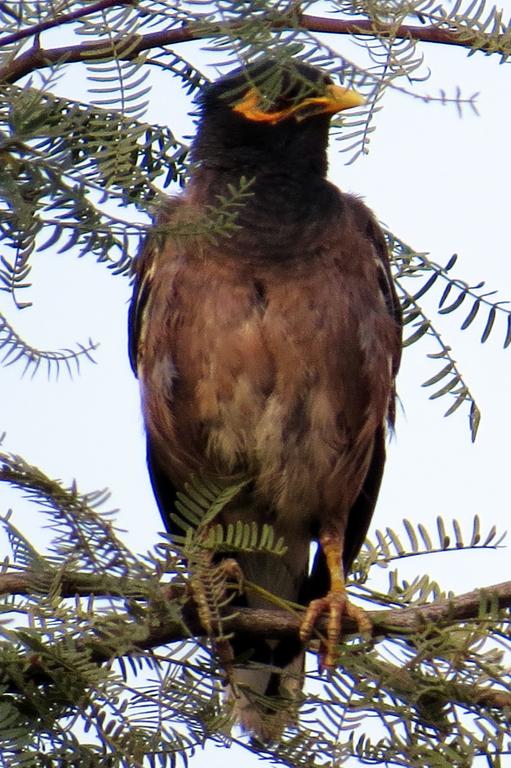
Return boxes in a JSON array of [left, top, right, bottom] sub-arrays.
[[225, 548, 308, 741], [227, 645, 304, 741]]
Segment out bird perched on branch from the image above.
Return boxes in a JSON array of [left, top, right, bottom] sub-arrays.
[[129, 57, 402, 740]]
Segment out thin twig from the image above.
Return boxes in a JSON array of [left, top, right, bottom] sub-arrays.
[[2, 571, 511, 713], [0, 0, 131, 48], [0, 14, 506, 85], [2, 569, 511, 637]]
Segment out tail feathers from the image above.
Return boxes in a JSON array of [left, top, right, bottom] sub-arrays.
[[227, 649, 304, 741], [224, 548, 308, 740]]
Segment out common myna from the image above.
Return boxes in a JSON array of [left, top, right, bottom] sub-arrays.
[[129, 57, 402, 739]]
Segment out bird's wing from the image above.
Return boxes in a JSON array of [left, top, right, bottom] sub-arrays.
[[127, 244, 151, 377], [347, 203, 402, 565], [306, 199, 402, 591], [128, 198, 182, 377], [128, 199, 182, 528], [364, 206, 402, 383]]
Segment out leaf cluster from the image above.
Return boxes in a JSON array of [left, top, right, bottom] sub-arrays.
[[387, 232, 511, 440], [358, 513, 506, 578], [0, 79, 187, 377], [0, 454, 510, 767], [0, 1, 508, 429], [0, 2, 510, 767]]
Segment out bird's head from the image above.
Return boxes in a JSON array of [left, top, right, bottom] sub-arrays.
[[190, 59, 364, 174]]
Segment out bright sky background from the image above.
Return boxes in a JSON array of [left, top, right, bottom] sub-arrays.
[[1, 11, 511, 766]]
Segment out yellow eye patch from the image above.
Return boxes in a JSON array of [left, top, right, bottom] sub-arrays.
[[233, 83, 365, 124]]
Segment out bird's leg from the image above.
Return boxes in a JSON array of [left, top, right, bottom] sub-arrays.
[[190, 556, 244, 629], [190, 551, 244, 678], [211, 559, 244, 682], [299, 531, 372, 670]]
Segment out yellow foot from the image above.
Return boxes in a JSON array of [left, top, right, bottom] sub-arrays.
[[300, 590, 372, 670], [191, 557, 244, 635], [190, 557, 245, 683], [220, 557, 245, 594]]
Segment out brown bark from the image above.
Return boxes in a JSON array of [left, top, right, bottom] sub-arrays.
[[2, 570, 510, 713], [2, 569, 510, 639], [0, 11, 503, 85]]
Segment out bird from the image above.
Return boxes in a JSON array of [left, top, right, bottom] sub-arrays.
[[128, 57, 402, 740]]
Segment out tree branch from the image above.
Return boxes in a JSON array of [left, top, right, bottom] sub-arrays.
[[0, 12, 506, 85], [0, 0, 131, 48], [2, 571, 511, 715], [142, 578, 511, 659], [2, 569, 511, 639]]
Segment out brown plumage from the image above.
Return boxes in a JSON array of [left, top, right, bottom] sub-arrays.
[[129, 58, 402, 739]]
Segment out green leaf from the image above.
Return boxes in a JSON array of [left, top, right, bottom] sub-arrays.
[[438, 289, 467, 314], [437, 516, 450, 549], [460, 299, 480, 330], [480, 306, 496, 343]]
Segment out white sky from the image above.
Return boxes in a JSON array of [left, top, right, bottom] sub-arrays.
[[1, 15, 510, 767]]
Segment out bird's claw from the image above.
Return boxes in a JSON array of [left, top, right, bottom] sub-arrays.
[[191, 557, 245, 635], [190, 557, 245, 684], [220, 557, 245, 594], [300, 590, 372, 670]]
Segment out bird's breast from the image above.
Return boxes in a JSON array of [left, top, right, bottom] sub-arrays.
[[140, 236, 396, 529]]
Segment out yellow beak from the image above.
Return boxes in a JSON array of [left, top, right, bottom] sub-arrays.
[[233, 83, 365, 124]]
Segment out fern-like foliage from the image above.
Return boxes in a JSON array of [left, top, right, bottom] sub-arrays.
[[167, 473, 287, 643], [387, 228, 511, 440], [393, 242, 511, 349], [0, 78, 188, 374], [0, 311, 97, 378], [357, 513, 506, 576], [0, 450, 137, 573], [0, 0, 508, 419], [0, 455, 284, 766], [0, 2, 510, 766], [397, 280, 482, 440], [430, 0, 511, 60], [170, 474, 285, 556], [1, 454, 510, 767]]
